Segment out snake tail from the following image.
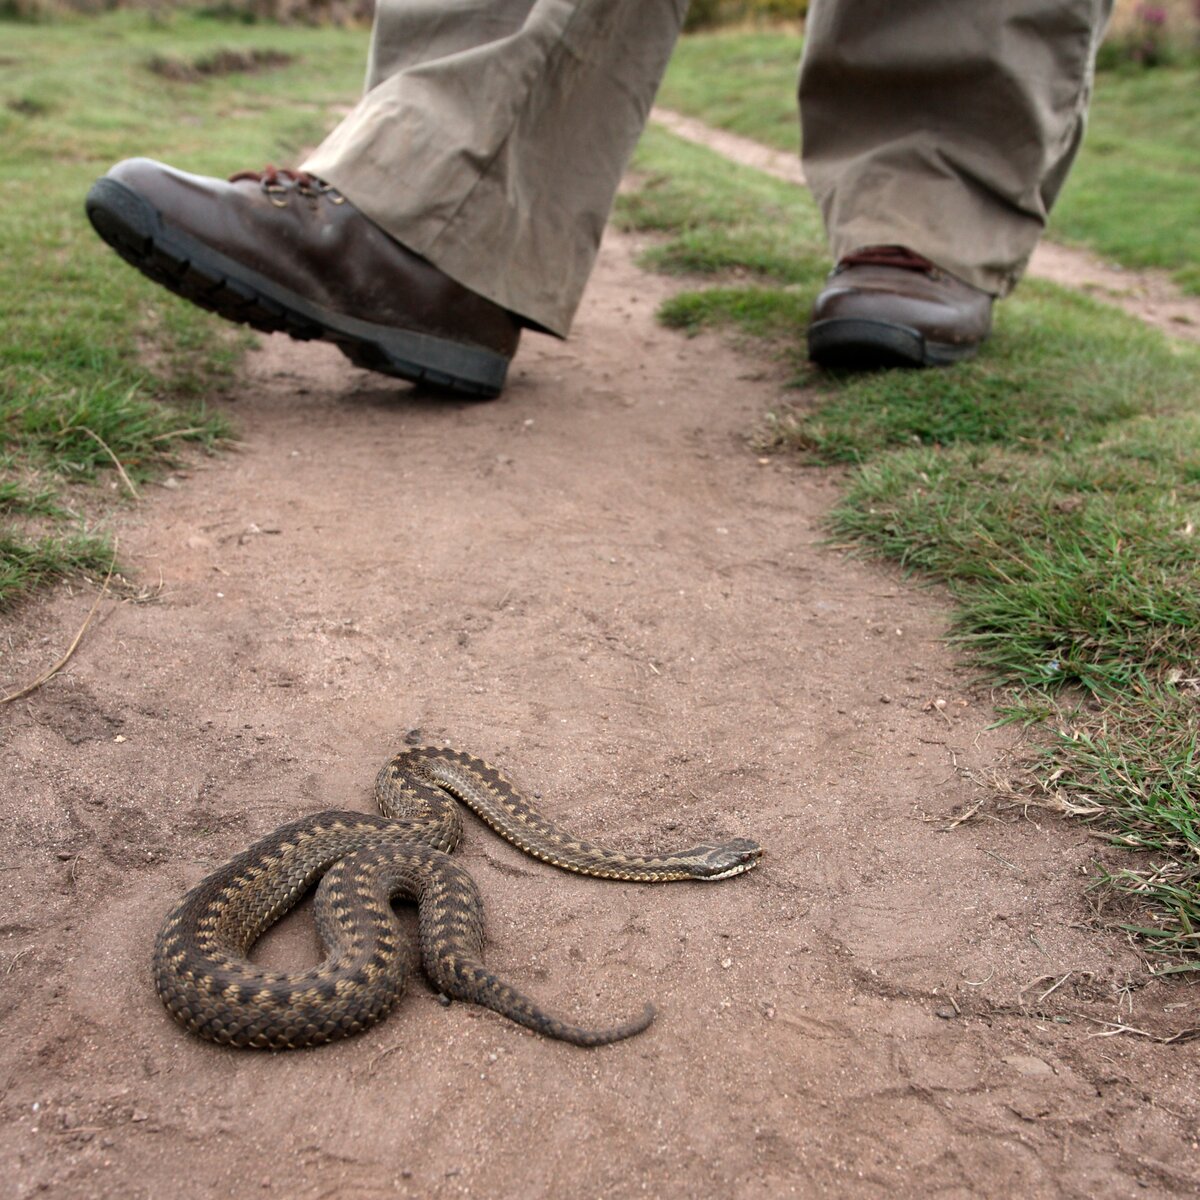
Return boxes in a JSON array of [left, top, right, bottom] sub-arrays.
[[414, 852, 657, 1046], [437, 961, 657, 1047]]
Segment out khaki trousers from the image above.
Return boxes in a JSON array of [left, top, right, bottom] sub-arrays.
[[303, 0, 1112, 337]]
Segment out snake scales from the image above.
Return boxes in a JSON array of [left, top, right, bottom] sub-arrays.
[[153, 746, 763, 1049]]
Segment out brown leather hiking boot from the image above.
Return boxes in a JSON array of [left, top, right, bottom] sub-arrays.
[[806, 245, 994, 369], [85, 159, 520, 398]]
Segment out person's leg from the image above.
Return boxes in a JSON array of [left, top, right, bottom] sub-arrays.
[[304, 0, 687, 337], [800, 0, 1113, 368], [86, 0, 686, 395]]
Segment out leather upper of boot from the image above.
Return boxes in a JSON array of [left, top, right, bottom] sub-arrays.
[[810, 245, 994, 347], [105, 158, 520, 358]]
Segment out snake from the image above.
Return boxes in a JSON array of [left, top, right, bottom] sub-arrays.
[[152, 746, 763, 1050]]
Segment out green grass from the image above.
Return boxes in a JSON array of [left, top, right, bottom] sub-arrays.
[[828, 420, 1200, 691], [1022, 680, 1200, 967], [656, 30, 804, 151], [620, 125, 1200, 968], [660, 287, 811, 341], [0, 8, 369, 606], [656, 30, 1200, 294], [1051, 67, 1200, 293], [619, 125, 825, 285], [0, 530, 113, 601]]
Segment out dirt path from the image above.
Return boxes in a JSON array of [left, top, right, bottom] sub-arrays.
[[2, 217, 1198, 1197], [652, 107, 1200, 343]]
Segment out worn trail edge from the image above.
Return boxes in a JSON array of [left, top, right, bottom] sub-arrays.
[[1, 227, 1197, 1199]]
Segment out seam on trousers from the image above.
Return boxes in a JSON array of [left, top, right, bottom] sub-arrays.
[[424, 0, 593, 267]]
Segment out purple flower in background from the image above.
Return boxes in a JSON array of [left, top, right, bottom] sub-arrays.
[[1127, 2, 1173, 66]]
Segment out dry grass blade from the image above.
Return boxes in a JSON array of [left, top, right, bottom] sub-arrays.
[[146, 426, 212, 443], [4, 949, 32, 975], [1036, 971, 1073, 1003], [80, 426, 141, 500], [1083, 1016, 1200, 1044], [922, 799, 984, 829], [0, 554, 116, 705]]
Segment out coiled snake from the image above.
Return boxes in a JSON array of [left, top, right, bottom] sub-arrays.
[[153, 746, 762, 1049]]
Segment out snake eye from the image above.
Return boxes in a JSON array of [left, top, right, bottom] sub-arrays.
[[697, 838, 763, 879]]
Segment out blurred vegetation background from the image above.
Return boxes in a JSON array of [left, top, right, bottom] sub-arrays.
[[0, 0, 373, 23], [1, 0, 1196, 45], [4, 0, 1199, 69]]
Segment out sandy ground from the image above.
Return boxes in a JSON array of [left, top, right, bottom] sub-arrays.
[[2, 175, 1200, 1197]]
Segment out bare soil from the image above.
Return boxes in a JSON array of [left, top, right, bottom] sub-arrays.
[[2, 223, 1198, 1199]]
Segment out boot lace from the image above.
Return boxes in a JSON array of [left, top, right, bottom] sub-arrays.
[[228, 165, 345, 207]]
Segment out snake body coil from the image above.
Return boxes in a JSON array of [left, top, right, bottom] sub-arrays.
[[153, 746, 762, 1049]]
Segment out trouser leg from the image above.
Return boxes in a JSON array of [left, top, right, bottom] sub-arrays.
[[799, 0, 1113, 296], [303, 0, 687, 336]]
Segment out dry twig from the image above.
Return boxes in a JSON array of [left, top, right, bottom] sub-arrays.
[[0, 555, 115, 705], [1083, 1016, 1200, 1044], [4, 948, 32, 975]]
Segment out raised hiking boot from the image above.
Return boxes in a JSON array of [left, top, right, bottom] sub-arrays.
[[806, 245, 994, 369], [85, 158, 520, 398]]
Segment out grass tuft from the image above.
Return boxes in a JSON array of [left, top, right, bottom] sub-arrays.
[[0, 9, 368, 607], [15, 382, 230, 483], [618, 124, 825, 283], [146, 46, 294, 82], [0, 529, 112, 601], [824, 410, 1200, 690], [659, 286, 812, 341], [1048, 682, 1198, 966], [0, 480, 60, 517]]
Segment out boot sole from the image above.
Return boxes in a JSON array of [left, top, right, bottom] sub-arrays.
[[807, 317, 981, 369], [84, 177, 509, 399]]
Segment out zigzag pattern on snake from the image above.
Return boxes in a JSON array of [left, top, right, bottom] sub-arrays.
[[153, 746, 763, 1049]]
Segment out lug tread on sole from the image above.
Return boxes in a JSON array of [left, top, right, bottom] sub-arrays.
[[90, 201, 499, 394], [335, 340, 495, 398], [89, 192, 506, 397]]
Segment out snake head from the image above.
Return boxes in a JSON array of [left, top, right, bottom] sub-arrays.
[[689, 838, 763, 880]]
